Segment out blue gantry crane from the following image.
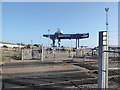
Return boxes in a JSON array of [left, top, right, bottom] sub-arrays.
[[43, 30, 89, 49]]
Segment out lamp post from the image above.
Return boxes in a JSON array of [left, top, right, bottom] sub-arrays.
[[39, 36, 41, 60], [48, 29, 50, 48], [105, 8, 109, 88], [48, 29, 50, 54], [98, 8, 109, 89], [105, 8, 109, 50]]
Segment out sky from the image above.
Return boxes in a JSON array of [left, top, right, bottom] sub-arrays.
[[2, 2, 118, 48]]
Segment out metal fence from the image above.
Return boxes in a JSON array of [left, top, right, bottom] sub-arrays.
[[43, 47, 74, 61], [1, 48, 21, 61], [97, 31, 120, 88], [22, 48, 41, 60], [107, 48, 120, 88], [21, 47, 74, 61]]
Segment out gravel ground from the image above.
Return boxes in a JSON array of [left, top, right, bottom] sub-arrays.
[[2, 58, 120, 89], [3, 64, 82, 74]]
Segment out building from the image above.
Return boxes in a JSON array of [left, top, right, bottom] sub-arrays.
[[0, 42, 24, 48]]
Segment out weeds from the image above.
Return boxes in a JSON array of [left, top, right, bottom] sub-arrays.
[[0, 56, 9, 61]]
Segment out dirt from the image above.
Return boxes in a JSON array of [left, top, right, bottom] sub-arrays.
[[3, 64, 81, 74]]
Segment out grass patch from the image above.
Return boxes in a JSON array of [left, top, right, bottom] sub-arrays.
[[0, 56, 9, 61]]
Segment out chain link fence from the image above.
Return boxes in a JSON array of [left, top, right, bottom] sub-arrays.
[[22, 49, 41, 60], [43, 47, 74, 61], [1, 48, 21, 62], [21, 47, 75, 61], [107, 47, 120, 88]]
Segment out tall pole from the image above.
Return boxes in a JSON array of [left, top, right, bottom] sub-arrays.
[[78, 39, 79, 48], [39, 36, 41, 60], [48, 29, 50, 54], [98, 8, 109, 89], [41, 44, 43, 61], [48, 29, 50, 48], [105, 7, 109, 89], [76, 39, 77, 49], [118, 2, 120, 56], [105, 8, 109, 32]]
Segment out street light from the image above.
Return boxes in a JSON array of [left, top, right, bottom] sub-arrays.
[[47, 29, 50, 54], [48, 29, 50, 48]]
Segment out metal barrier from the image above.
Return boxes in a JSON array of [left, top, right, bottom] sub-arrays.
[[107, 49, 120, 88], [21, 46, 74, 61], [42, 47, 74, 61], [22, 49, 41, 60]]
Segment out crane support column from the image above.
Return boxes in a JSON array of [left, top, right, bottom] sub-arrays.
[[76, 39, 77, 49], [78, 39, 79, 48]]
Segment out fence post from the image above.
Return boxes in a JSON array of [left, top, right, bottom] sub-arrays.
[[22, 49, 24, 60], [41, 44, 43, 61], [98, 31, 108, 88]]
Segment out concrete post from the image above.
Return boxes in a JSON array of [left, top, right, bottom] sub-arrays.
[[98, 31, 108, 88]]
